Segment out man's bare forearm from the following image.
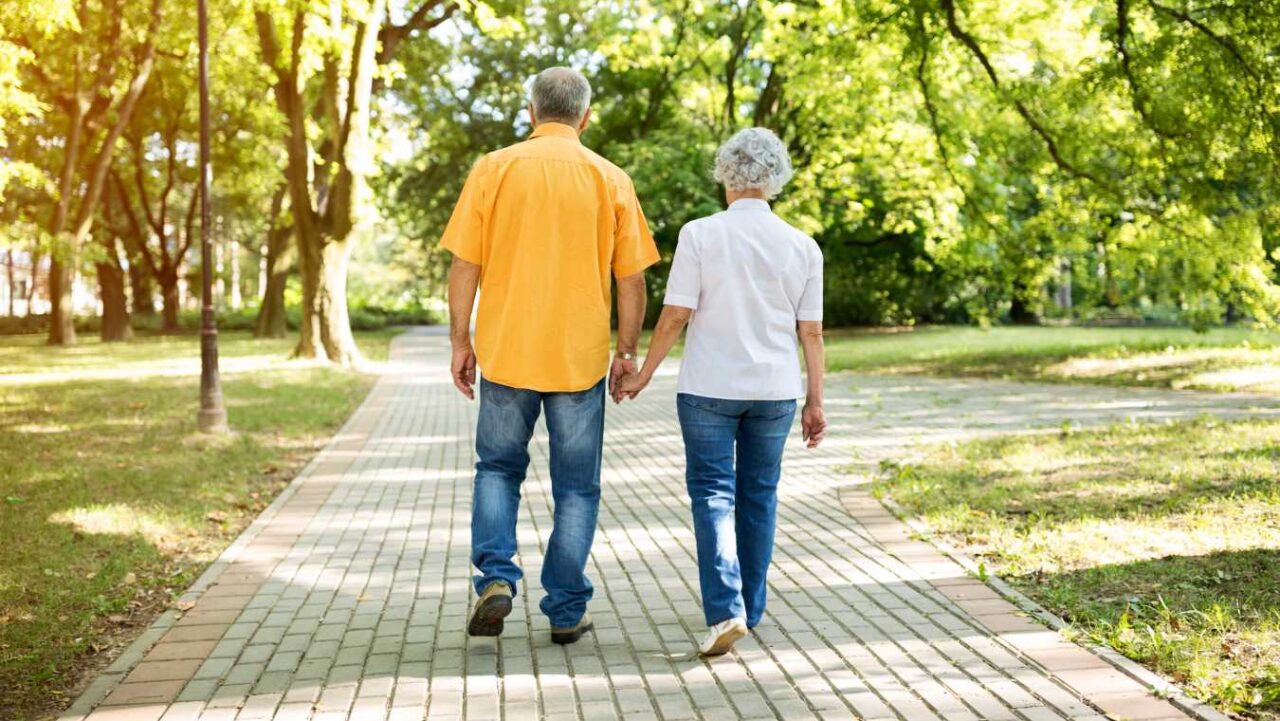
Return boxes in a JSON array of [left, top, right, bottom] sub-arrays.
[[798, 320, 825, 405], [448, 257, 481, 349], [614, 272, 647, 354]]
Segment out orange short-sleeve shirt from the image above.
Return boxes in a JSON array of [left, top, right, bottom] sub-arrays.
[[440, 122, 660, 392]]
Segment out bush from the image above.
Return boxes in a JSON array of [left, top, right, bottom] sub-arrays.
[[0, 304, 442, 337]]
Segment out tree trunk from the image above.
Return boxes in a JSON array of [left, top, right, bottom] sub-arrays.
[[256, 268, 289, 338], [97, 255, 132, 342], [254, 229, 291, 339], [1008, 294, 1039, 325], [255, 187, 291, 338], [293, 229, 359, 365], [229, 239, 242, 309], [119, 232, 155, 315], [25, 250, 40, 315], [158, 271, 181, 333], [5, 250, 14, 317], [128, 260, 155, 315], [48, 261, 77, 344]]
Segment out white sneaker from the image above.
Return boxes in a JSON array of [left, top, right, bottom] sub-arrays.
[[698, 617, 748, 657]]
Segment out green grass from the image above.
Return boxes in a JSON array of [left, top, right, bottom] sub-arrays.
[[0, 330, 399, 720], [825, 325, 1280, 392], [873, 419, 1280, 719]]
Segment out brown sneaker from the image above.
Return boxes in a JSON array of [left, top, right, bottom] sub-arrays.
[[550, 612, 594, 645], [468, 581, 513, 637]]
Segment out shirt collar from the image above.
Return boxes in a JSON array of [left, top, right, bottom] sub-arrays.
[[531, 122, 583, 143], [728, 198, 771, 212]]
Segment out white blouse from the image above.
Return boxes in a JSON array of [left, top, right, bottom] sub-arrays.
[[662, 198, 823, 401]]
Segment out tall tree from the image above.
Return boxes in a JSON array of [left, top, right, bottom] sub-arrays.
[[254, 0, 456, 366], [16, 0, 165, 345]]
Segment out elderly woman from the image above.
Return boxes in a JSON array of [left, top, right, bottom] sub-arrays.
[[617, 127, 826, 656]]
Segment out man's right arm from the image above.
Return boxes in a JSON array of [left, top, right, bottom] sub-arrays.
[[611, 271, 647, 400], [448, 256, 481, 400]]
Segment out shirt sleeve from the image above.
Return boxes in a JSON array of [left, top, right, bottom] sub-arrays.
[[662, 224, 701, 310], [439, 157, 487, 265], [796, 242, 824, 321], [611, 176, 660, 278]]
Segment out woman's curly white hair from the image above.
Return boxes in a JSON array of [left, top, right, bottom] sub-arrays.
[[713, 127, 794, 199]]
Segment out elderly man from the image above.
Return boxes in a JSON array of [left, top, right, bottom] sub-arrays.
[[441, 67, 659, 644]]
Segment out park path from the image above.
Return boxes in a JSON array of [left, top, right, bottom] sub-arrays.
[[63, 327, 1280, 721]]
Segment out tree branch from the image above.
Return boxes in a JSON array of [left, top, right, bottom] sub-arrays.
[[1114, 0, 1183, 140], [939, 0, 1105, 186], [179, 181, 199, 261], [378, 0, 457, 65], [112, 170, 161, 278]]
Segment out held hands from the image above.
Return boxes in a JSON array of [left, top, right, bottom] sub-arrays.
[[802, 402, 827, 448], [610, 352, 652, 404], [614, 370, 649, 403]]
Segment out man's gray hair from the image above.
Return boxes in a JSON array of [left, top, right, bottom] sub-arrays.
[[713, 127, 794, 199], [531, 67, 592, 124]]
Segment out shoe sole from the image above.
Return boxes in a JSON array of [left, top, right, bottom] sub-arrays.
[[467, 594, 513, 637], [699, 625, 747, 657], [551, 621, 595, 645]]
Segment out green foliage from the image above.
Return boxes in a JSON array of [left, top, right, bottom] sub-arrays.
[[380, 0, 1280, 327], [0, 0, 74, 201], [6, 0, 1280, 330]]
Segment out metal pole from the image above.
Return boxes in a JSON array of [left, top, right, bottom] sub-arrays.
[[197, 0, 228, 433]]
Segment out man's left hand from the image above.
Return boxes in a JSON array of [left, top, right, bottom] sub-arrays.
[[451, 345, 477, 400]]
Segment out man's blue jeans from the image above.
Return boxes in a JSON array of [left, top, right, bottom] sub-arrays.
[[470, 376, 605, 628], [677, 393, 796, 628]]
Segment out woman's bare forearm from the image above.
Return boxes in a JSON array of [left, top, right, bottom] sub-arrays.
[[639, 305, 693, 380], [798, 320, 825, 405]]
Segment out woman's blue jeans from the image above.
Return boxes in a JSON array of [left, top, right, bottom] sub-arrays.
[[677, 393, 796, 628], [470, 376, 605, 628]]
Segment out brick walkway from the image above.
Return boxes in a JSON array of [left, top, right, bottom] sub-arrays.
[[64, 327, 1280, 721]]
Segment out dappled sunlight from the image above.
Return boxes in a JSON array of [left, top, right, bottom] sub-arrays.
[[1178, 365, 1280, 393], [0, 353, 308, 386], [48, 504, 197, 553], [953, 511, 1280, 576], [9, 422, 70, 435], [1047, 347, 1233, 378]]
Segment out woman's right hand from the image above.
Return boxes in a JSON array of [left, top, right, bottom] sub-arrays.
[[802, 402, 826, 448]]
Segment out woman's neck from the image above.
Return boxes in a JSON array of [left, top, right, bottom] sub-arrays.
[[726, 189, 767, 205]]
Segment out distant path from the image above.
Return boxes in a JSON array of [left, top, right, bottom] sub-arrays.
[[64, 327, 1280, 721]]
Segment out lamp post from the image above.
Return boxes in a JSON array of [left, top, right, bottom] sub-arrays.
[[197, 0, 228, 433]]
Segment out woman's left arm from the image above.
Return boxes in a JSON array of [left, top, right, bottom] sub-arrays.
[[798, 320, 826, 448]]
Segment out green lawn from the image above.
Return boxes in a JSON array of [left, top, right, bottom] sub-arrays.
[[0, 330, 399, 720], [825, 325, 1280, 392], [874, 419, 1280, 720]]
